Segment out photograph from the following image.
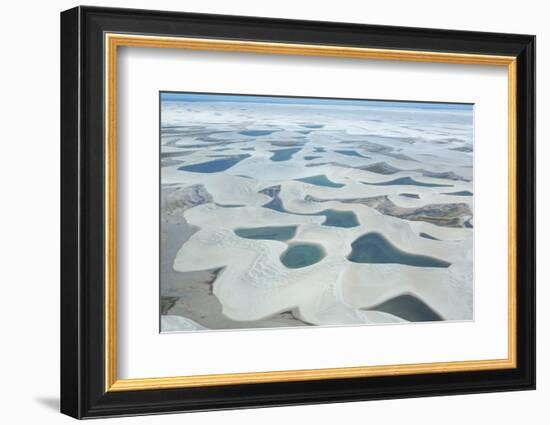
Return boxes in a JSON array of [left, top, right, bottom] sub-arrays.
[[160, 92, 475, 332]]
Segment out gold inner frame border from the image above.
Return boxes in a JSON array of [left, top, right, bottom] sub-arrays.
[[104, 33, 517, 392]]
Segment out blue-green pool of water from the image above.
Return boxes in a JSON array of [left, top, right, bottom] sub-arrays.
[[334, 149, 370, 159], [419, 232, 440, 241], [367, 294, 443, 321], [347, 232, 450, 268], [443, 190, 473, 196], [320, 209, 359, 228], [363, 176, 452, 188], [261, 188, 358, 228], [178, 154, 250, 173], [239, 130, 277, 137], [296, 174, 345, 188], [280, 243, 325, 268], [270, 148, 302, 162], [234, 226, 297, 241]]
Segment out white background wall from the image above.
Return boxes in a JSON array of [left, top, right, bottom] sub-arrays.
[[0, 0, 544, 423]]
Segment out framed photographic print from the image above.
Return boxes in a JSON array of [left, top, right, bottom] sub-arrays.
[[60, 6, 536, 419]]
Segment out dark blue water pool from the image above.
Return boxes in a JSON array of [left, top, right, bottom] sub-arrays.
[[320, 209, 359, 228], [347, 233, 450, 268], [261, 189, 358, 228], [367, 294, 443, 321], [178, 154, 250, 173], [270, 148, 302, 162], [334, 150, 370, 159], [300, 124, 324, 129], [363, 176, 452, 188], [239, 130, 278, 137], [296, 175, 345, 188], [443, 190, 473, 196], [419, 232, 440, 241], [280, 243, 325, 268], [262, 195, 285, 212], [400, 193, 420, 199], [235, 226, 297, 241], [303, 155, 322, 161], [216, 203, 245, 208]]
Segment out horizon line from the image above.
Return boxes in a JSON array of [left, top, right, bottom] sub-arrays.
[[160, 91, 474, 111]]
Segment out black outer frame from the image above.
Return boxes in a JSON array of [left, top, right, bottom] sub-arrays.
[[60, 5, 536, 419]]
